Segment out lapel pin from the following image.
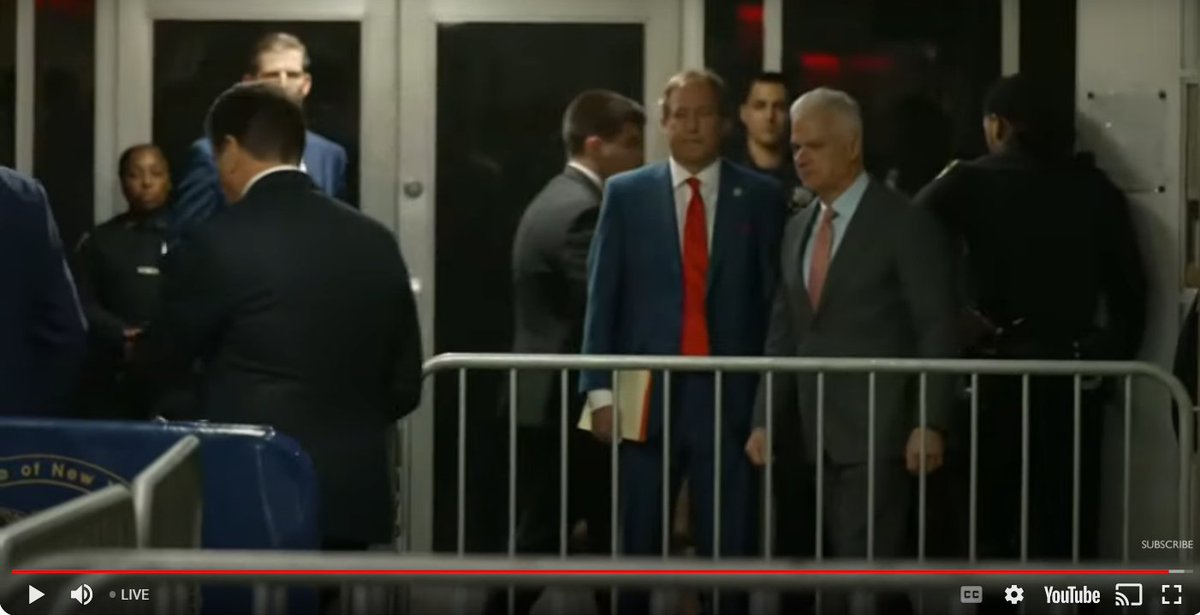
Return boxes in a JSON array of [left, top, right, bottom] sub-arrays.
[[733, 187, 743, 197]]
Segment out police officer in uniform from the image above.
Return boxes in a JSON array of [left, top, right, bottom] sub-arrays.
[[72, 144, 172, 419], [915, 74, 1146, 568], [731, 72, 811, 210]]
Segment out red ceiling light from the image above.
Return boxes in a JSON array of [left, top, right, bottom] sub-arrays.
[[848, 54, 894, 72], [736, 4, 765, 24], [800, 53, 842, 73]]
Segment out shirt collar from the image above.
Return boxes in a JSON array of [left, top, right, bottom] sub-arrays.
[[242, 165, 301, 198], [817, 171, 869, 219], [669, 157, 721, 189], [566, 161, 603, 190]]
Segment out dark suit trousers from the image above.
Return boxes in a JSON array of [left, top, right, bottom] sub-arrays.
[[482, 419, 613, 615], [618, 374, 758, 615]]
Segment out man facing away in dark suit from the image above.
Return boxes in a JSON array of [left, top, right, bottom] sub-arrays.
[[167, 32, 348, 246], [744, 88, 958, 614], [483, 90, 645, 615], [136, 83, 423, 551], [581, 69, 786, 615], [0, 166, 87, 416]]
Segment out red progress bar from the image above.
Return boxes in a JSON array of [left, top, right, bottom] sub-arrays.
[[9, 569, 1176, 576]]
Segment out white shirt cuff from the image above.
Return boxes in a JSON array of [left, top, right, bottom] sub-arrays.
[[587, 389, 613, 411]]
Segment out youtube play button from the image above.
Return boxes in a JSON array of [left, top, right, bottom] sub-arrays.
[[28, 585, 43, 604]]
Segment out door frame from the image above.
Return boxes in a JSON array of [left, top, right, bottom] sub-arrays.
[[95, 0, 398, 231], [395, 0, 684, 552]]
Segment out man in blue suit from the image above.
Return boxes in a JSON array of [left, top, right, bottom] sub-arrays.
[[167, 32, 347, 245], [0, 166, 87, 415], [580, 69, 786, 615]]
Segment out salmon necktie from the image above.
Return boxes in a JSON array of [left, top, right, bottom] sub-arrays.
[[808, 205, 837, 310]]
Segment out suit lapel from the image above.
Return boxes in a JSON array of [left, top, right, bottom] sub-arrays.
[[790, 204, 819, 322], [707, 161, 738, 291], [652, 163, 683, 277], [815, 181, 881, 312]]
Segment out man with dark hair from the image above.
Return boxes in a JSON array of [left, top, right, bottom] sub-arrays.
[[482, 89, 644, 615], [138, 83, 423, 554], [916, 73, 1146, 567], [167, 31, 348, 246], [0, 166, 87, 416], [733, 73, 800, 193], [582, 69, 786, 615]]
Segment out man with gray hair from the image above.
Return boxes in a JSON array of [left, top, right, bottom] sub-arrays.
[[746, 87, 958, 612]]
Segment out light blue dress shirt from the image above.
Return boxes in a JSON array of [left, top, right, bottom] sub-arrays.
[[802, 172, 869, 287]]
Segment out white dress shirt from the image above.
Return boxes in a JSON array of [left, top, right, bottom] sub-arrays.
[[567, 160, 603, 191], [586, 157, 722, 411], [668, 157, 719, 252], [241, 164, 302, 198]]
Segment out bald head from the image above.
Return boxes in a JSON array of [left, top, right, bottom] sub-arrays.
[[789, 87, 864, 202]]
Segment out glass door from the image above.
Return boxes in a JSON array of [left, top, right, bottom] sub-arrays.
[[100, 0, 397, 228], [396, 0, 682, 553]]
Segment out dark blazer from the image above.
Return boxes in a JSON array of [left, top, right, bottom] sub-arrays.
[[141, 170, 422, 545], [167, 131, 348, 245], [581, 160, 786, 438], [510, 165, 601, 426], [0, 167, 87, 416], [753, 176, 958, 465]]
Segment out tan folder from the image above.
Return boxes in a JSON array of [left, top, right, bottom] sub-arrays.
[[578, 370, 653, 443]]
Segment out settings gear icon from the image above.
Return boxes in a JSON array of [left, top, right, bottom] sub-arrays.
[[1004, 585, 1024, 604]]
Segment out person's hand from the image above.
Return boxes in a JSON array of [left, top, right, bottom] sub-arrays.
[[744, 428, 768, 466], [905, 427, 945, 475], [590, 405, 614, 444], [122, 327, 143, 362]]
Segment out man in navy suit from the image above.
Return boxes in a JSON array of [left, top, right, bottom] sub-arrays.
[[0, 166, 87, 415], [167, 32, 347, 245], [580, 69, 786, 615]]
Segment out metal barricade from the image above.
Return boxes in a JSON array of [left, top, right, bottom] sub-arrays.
[[131, 434, 203, 615], [413, 353, 1195, 612], [0, 483, 136, 611]]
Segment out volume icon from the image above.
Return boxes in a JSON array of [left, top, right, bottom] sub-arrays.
[[70, 583, 93, 605]]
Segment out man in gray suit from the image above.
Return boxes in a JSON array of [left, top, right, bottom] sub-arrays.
[[745, 88, 958, 612], [484, 89, 645, 615]]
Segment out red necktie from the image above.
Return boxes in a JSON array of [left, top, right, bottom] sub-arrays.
[[808, 206, 837, 310], [681, 177, 710, 356]]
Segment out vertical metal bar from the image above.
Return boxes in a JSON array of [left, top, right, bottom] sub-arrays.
[[611, 370, 620, 557], [662, 370, 672, 558], [1072, 374, 1082, 563], [252, 584, 271, 615], [1020, 373, 1030, 563], [558, 371, 568, 615], [714, 370, 723, 560], [764, 371, 774, 560], [866, 372, 876, 562], [918, 373, 928, 562], [610, 371, 620, 615], [1181, 386, 1196, 561], [1123, 376, 1132, 563], [815, 372, 825, 614], [560, 369, 569, 559], [969, 373, 979, 564], [457, 369, 467, 557], [815, 372, 825, 562], [713, 370, 723, 615], [508, 369, 518, 615], [508, 369, 518, 558]]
